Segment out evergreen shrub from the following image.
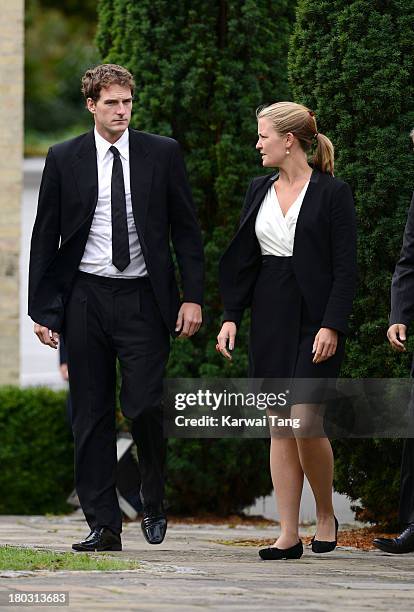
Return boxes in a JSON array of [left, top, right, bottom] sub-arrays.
[[290, 0, 414, 526]]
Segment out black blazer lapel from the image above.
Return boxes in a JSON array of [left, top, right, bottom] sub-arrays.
[[239, 173, 278, 231], [220, 173, 277, 258], [70, 130, 98, 239], [129, 129, 154, 239], [292, 168, 320, 253]]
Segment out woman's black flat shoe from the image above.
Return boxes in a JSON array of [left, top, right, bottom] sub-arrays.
[[259, 540, 303, 560], [311, 516, 338, 553]]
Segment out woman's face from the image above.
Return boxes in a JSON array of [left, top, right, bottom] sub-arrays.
[[256, 116, 289, 167]]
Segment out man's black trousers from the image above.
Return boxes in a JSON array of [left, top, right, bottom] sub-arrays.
[[64, 271, 170, 535], [400, 439, 414, 525]]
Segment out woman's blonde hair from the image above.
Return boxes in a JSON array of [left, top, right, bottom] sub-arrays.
[[256, 101, 334, 175]]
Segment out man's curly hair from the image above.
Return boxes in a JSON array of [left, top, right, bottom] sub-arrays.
[[81, 64, 135, 102]]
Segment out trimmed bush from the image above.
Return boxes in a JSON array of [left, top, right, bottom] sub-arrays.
[[95, 0, 295, 515], [0, 387, 73, 514], [0, 387, 272, 515], [333, 439, 402, 529], [289, 0, 414, 377], [166, 438, 272, 515], [289, 0, 414, 526], [96, 0, 296, 378]]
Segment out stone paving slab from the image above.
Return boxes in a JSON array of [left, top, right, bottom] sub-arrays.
[[0, 514, 414, 611]]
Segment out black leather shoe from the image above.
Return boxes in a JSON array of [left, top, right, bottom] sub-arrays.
[[373, 524, 414, 554], [72, 527, 122, 552], [311, 516, 338, 553], [141, 505, 167, 545], [259, 540, 303, 560]]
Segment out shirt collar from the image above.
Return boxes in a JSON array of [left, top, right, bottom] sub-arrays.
[[94, 127, 129, 162]]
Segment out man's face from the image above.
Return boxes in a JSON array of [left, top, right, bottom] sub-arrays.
[[87, 84, 132, 142]]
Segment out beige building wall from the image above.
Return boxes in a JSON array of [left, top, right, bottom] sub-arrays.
[[0, 1, 24, 384]]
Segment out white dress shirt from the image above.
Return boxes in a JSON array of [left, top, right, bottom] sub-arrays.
[[255, 181, 310, 257], [78, 127, 148, 277]]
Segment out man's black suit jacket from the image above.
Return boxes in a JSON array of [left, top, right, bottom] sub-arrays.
[[28, 128, 204, 335], [390, 192, 414, 327], [219, 168, 357, 335]]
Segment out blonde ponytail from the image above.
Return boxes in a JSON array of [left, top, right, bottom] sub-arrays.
[[313, 132, 334, 175]]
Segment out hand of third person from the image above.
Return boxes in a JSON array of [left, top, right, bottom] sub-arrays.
[[312, 327, 338, 364], [387, 323, 407, 352]]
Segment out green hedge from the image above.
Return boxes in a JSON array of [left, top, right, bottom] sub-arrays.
[[333, 439, 402, 529], [166, 438, 271, 515], [0, 387, 272, 515], [0, 387, 74, 514], [93, 0, 293, 519], [96, 0, 296, 379], [288, 0, 414, 529], [0, 386, 406, 525], [289, 0, 414, 378]]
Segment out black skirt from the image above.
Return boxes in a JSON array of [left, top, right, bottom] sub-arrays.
[[249, 255, 345, 382]]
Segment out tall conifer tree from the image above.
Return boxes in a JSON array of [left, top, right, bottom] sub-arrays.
[[96, 1, 296, 513], [289, 0, 414, 377], [97, 0, 295, 376], [289, 0, 414, 525]]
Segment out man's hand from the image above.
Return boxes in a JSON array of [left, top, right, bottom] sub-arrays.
[[34, 323, 59, 349], [216, 322, 237, 361], [387, 323, 407, 352], [60, 363, 69, 381], [312, 327, 338, 364], [175, 303, 202, 337]]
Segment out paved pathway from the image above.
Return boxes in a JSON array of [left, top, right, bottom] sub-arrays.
[[0, 514, 414, 611]]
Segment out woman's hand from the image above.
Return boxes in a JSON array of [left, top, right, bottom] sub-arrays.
[[216, 322, 237, 360], [312, 327, 338, 364]]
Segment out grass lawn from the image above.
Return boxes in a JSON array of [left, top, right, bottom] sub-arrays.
[[0, 546, 140, 571]]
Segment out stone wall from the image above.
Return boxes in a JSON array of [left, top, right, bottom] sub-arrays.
[[0, 1, 24, 383]]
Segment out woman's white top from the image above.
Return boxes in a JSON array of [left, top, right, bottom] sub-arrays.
[[255, 180, 310, 256]]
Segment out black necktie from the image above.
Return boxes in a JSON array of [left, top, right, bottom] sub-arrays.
[[110, 145, 130, 272]]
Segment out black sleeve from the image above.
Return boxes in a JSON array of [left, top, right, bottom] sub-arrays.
[[239, 180, 255, 225], [390, 192, 414, 326], [59, 336, 67, 365], [28, 148, 61, 324], [220, 180, 260, 329], [321, 182, 358, 334], [168, 141, 204, 306]]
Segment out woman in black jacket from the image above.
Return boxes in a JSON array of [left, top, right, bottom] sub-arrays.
[[217, 101, 357, 560]]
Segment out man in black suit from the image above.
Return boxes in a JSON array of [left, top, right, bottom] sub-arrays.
[[28, 64, 204, 551], [373, 129, 414, 554]]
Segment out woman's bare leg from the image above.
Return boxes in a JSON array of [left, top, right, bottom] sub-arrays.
[[291, 403, 336, 541], [296, 436, 336, 541], [270, 437, 304, 548]]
